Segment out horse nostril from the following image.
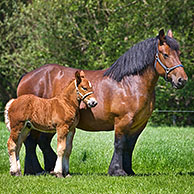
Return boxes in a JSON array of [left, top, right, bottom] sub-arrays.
[[178, 78, 182, 82], [178, 78, 186, 86], [92, 101, 98, 107], [88, 99, 98, 107]]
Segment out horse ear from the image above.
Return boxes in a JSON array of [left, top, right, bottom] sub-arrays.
[[167, 29, 173, 38], [158, 29, 165, 45], [75, 71, 81, 85], [80, 70, 85, 78]]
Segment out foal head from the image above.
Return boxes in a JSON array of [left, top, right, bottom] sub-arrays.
[[75, 71, 98, 108], [155, 29, 188, 89]]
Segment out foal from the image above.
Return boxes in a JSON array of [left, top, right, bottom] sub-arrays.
[[5, 71, 97, 177]]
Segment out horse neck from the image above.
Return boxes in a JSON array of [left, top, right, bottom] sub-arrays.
[[123, 65, 159, 96], [57, 80, 79, 108], [142, 65, 159, 93]]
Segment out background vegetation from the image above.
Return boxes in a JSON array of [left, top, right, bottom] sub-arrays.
[[0, 122, 194, 193], [0, 0, 193, 125]]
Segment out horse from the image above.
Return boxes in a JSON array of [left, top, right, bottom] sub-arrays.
[[17, 29, 188, 176], [5, 71, 97, 177]]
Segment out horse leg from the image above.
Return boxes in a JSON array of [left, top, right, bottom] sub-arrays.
[[122, 132, 141, 175], [108, 115, 134, 176], [24, 130, 44, 175], [38, 132, 57, 173], [108, 135, 128, 176], [123, 123, 147, 175], [16, 125, 32, 176], [52, 126, 68, 178], [108, 123, 146, 176], [62, 129, 75, 177], [7, 137, 19, 176], [7, 122, 26, 176]]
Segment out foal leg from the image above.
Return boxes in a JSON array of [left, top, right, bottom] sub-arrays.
[[53, 126, 68, 178], [7, 137, 19, 176], [7, 122, 26, 176], [62, 129, 75, 177], [16, 126, 31, 175]]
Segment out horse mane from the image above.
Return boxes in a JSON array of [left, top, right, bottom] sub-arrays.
[[104, 35, 180, 82]]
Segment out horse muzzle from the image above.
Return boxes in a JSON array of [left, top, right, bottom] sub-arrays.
[[171, 77, 188, 89], [87, 97, 98, 108]]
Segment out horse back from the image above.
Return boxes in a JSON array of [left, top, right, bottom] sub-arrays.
[[17, 64, 77, 98]]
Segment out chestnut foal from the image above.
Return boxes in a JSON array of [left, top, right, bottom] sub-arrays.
[[5, 71, 97, 177]]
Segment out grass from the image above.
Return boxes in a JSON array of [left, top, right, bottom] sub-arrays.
[[0, 122, 194, 193]]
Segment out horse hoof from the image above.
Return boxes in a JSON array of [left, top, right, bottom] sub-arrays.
[[36, 171, 47, 176], [126, 170, 135, 176], [50, 171, 64, 178], [10, 171, 22, 176], [65, 174, 71, 178], [108, 169, 128, 176], [62, 171, 71, 178]]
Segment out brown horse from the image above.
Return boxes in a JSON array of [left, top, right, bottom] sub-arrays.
[[17, 29, 188, 176], [5, 71, 97, 177]]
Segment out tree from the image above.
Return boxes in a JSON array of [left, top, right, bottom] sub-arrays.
[[0, 0, 193, 125]]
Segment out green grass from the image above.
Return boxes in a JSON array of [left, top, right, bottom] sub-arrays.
[[0, 122, 194, 194]]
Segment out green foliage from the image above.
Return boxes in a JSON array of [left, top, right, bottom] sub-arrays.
[[0, 0, 193, 125], [1, 122, 194, 193]]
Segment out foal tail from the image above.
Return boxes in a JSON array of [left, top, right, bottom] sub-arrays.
[[4, 99, 15, 132]]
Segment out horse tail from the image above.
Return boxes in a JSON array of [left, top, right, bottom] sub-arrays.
[[4, 99, 15, 132]]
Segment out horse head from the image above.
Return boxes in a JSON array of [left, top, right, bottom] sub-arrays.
[[154, 29, 188, 89], [75, 71, 98, 108]]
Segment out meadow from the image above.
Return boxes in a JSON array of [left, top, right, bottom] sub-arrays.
[[0, 122, 194, 194]]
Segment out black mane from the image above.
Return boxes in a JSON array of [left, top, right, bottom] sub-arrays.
[[104, 35, 179, 82]]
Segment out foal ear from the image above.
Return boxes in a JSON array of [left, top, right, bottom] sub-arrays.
[[75, 71, 81, 85], [80, 70, 85, 78], [158, 29, 166, 45], [167, 29, 173, 38]]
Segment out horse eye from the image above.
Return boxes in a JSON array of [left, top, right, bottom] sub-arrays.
[[163, 53, 169, 59], [81, 87, 87, 91]]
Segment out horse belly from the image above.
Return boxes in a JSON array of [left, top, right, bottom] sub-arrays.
[[28, 121, 56, 133], [30, 99, 56, 133], [77, 109, 114, 131]]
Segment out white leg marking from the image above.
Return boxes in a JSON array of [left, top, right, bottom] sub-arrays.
[[9, 151, 17, 173], [54, 144, 64, 174]]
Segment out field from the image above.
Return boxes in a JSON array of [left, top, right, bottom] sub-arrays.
[[0, 122, 194, 194]]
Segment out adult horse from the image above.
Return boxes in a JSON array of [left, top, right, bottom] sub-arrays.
[[17, 29, 188, 176]]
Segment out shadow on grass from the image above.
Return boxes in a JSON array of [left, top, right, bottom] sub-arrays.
[[135, 171, 194, 177], [24, 171, 194, 177], [66, 171, 194, 177]]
